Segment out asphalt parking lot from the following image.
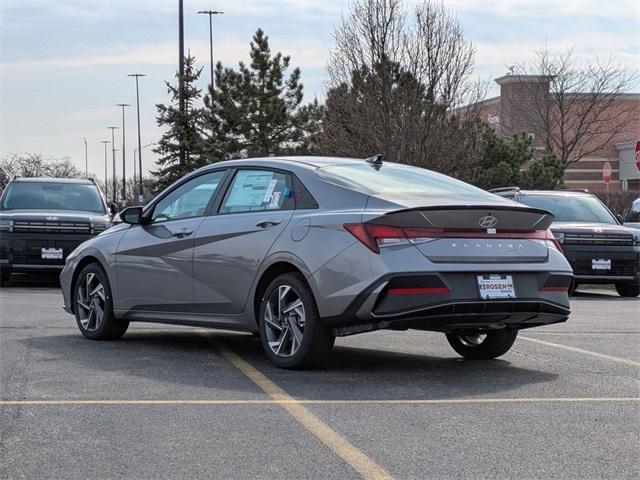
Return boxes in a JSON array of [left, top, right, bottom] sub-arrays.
[[1, 275, 638, 480]]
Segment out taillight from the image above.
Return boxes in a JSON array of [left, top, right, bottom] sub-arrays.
[[344, 223, 563, 254]]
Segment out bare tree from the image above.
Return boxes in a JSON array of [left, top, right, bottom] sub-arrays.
[[322, 0, 485, 176], [514, 47, 638, 167], [0, 153, 82, 191]]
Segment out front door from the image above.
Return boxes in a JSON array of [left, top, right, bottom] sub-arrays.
[[116, 170, 227, 313], [193, 169, 294, 316]]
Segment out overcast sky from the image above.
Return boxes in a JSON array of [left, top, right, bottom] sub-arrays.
[[1, 0, 638, 180]]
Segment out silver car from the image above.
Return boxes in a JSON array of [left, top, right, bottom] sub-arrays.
[[61, 156, 572, 369]]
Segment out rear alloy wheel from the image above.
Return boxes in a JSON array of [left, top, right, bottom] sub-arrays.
[[74, 263, 129, 340], [259, 273, 334, 369], [615, 283, 640, 298], [446, 330, 518, 359]]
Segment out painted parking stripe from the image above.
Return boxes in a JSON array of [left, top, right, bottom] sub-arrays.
[[1, 397, 639, 406], [520, 335, 640, 366], [211, 339, 394, 480]]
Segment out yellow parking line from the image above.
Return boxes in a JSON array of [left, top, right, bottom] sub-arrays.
[[520, 335, 640, 366], [211, 339, 394, 480], [1, 397, 638, 406]]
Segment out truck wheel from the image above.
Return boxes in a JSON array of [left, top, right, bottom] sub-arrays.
[[446, 330, 518, 359], [0, 270, 9, 287], [74, 263, 129, 340], [615, 283, 640, 298]]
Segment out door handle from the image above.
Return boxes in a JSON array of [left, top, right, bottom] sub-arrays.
[[256, 219, 282, 229], [171, 228, 194, 238]]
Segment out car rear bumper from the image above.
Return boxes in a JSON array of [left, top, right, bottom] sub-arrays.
[[321, 270, 571, 336]]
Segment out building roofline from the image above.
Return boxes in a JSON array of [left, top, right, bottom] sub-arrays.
[[494, 74, 554, 86]]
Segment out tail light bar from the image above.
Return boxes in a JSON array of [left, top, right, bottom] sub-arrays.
[[344, 223, 562, 254]]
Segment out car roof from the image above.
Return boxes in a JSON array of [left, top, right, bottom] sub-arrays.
[[196, 156, 369, 172], [517, 190, 593, 197], [11, 177, 95, 185]]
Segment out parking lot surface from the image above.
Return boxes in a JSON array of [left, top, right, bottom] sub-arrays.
[[1, 275, 638, 479]]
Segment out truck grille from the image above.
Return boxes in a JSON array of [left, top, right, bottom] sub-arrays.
[[13, 220, 91, 234], [564, 233, 634, 246]]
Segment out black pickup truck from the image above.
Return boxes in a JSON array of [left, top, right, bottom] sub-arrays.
[[491, 187, 640, 297], [0, 177, 114, 285]]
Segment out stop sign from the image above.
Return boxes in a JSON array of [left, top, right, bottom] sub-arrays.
[[602, 161, 612, 183], [635, 140, 640, 173]]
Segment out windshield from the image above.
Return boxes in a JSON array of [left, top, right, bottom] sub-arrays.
[[0, 182, 105, 214], [317, 163, 497, 200], [517, 194, 617, 224]]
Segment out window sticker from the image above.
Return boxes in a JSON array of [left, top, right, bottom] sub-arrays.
[[267, 191, 281, 209], [262, 178, 278, 202], [225, 171, 274, 208]]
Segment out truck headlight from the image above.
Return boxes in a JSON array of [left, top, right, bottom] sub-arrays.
[[0, 220, 13, 232]]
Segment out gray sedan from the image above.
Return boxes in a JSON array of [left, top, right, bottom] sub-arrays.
[[60, 156, 572, 369]]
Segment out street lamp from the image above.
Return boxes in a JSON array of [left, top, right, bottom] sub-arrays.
[[197, 10, 224, 92], [128, 73, 146, 200], [100, 140, 109, 198], [83, 137, 88, 177], [116, 103, 130, 202], [107, 126, 118, 203]]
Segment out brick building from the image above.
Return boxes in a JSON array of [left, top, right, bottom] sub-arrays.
[[470, 74, 640, 192]]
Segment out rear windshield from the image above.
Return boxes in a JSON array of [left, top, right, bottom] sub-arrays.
[[517, 194, 617, 224], [1, 182, 105, 214], [317, 163, 496, 199]]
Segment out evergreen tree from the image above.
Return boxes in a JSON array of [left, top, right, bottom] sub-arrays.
[[470, 127, 564, 190], [204, 29, 305, 159], [153, 54, 207, 191]]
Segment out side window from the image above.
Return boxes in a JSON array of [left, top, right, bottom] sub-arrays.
[[151, 171, 226, 223], [220, 170, 291, 214]]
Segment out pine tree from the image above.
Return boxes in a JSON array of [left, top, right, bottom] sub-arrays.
[[203, 29, 305, 159], [470, 127, 564, 190], [152, 54, 207, 191]]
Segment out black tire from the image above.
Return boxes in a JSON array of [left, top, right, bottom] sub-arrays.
[[568, 280, 578, 296], [258, 272, 334, 369], [615, 283, 640, 298], [0, 270, 9, 287], [74, 263, 129, 340], [446, 330, 518, 359]]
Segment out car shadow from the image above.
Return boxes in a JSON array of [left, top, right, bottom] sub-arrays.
[[1, 272, 61, 289], [24, 328, 559, 401], [572, 289, 636, 301]]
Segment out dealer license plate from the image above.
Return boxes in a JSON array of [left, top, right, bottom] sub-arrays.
[[592, 259, 611, 270], [477, 275, 516, 299], [41, 248, 63, 260]]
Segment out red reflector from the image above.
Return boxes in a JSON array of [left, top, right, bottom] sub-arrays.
[[388, 287, 449, 295], [539, 286, 568, 292]]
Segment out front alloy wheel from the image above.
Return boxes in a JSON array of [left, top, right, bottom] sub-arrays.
[[74, 263, 129, 340], [259, 273, 334, 369]]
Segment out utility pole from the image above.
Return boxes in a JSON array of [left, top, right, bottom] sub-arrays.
[[116, 104, 130, 203], [128, 73, 146, 202], [197, 9, 224, 93], [107, 127, 118, 203], [178, 0, 186, 165], [100, 140, 109, 199], [83, 137, 88, 177]]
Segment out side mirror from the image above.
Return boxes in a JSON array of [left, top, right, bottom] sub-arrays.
[[109, 203, 119, 216], [616, 214, 624, 224], [120, 206, 144, 225]]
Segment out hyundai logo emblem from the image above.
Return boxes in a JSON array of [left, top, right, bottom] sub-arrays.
[[478, 215, 497, 228], [45, 216, 59, 221]]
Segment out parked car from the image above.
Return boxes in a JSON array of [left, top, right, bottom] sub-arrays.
[[60, 156, 572, 369], [0, 177, 114, 285], [491, 187, 640, 297], [624, 197, 640, 231]]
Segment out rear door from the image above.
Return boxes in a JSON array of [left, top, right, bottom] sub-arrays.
[[116, 170, 227, 312], [193, 168, 294, 314]]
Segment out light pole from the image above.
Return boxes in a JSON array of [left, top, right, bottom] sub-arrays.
[[128, 73, 146, 201], [100, 140, 109, 199], [116, 103, 130, 202], [133, 141, 156, 203], [197, 9, 224, 92], [107, 127, 118, 203], [83, 137, 88, 177]]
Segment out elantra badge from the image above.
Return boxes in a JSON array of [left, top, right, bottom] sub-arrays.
[[478, 215, 497, 228], [45, 216, 59, 221]]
